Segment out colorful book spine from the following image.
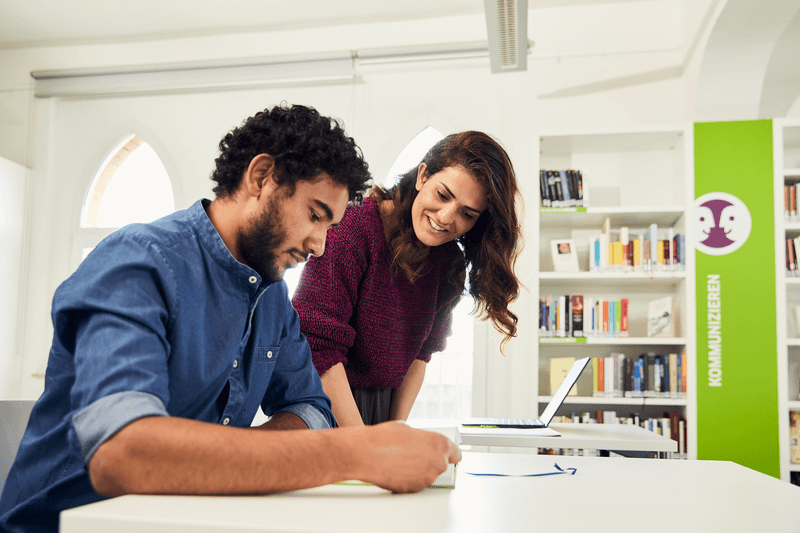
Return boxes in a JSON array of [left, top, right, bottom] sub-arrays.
[[669, 353, 678, 398], [620, 298, 629, 337], [571, 295, 584, 337]]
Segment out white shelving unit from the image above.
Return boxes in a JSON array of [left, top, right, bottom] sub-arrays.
[[536, 124, 696, 459], [773, 117, 800, 483]]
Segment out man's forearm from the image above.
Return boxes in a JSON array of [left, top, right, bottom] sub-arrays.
[[88, 416, 351, 497], [88, 415, 462, 497]]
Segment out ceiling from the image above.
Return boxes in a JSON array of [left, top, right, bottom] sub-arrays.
[[0, 0, 487, 49], [0, 0, 645, 50]]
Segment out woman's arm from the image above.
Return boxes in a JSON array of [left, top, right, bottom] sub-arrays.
[[320, 362, 365, 427], [389, 359, 426, 421]]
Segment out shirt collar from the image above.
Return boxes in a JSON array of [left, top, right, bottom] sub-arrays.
[[188, 199, 264, 285]]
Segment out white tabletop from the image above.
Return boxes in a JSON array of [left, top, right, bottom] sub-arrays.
[[459, 422, 678, 452], [60, 452, 800, 533]]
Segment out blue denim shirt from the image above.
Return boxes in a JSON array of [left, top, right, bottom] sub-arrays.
[[0, 199, 333, 533]]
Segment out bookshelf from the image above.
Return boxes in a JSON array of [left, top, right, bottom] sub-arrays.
[[773, 117, 800, 482], [537, 124, 695, 459]]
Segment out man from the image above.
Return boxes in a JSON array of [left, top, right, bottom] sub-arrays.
[[0, 104, 461, 533]]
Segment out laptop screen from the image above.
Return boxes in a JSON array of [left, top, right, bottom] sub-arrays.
[[539, 357, 590, 425]]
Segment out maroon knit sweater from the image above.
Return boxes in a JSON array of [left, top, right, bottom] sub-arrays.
[[292, 197, 464, 388]]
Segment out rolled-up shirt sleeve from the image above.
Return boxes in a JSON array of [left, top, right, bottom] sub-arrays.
[[54, 233, 175, 465], [277, 403, 330, 430], [72, 391, 168, 463]]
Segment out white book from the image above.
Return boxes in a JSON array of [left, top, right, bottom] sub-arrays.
[[584, 297, 594, 337], [551, 239, 580, 272], [408, 424, 459, 487], [647, 296, 675, 337], [599, 233, 609, 272]]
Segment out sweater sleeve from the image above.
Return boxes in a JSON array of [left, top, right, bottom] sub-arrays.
[[292, 214, 366, 376]]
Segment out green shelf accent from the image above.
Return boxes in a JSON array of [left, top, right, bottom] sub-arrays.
[[539, 337, 588, 344], [540, 207, 587, 214]]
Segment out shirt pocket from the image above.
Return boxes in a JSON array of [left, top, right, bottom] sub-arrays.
[[255, 346, 280, 363]]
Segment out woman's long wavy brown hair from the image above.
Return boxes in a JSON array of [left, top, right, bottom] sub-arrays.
[[371, 131, 523, 354]]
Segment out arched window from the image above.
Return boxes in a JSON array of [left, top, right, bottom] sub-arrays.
[[384, 126, 445, 187], [387, 126, 474, 421], [74, 133, 175, 265]]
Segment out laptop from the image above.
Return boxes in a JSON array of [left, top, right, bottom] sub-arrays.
[[461, 356, 590, 429]]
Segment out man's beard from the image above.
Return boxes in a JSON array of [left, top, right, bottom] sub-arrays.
[[238, 195, 287, 282]]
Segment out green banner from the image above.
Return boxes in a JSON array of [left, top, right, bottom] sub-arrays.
[[694, 120, 779, 477]]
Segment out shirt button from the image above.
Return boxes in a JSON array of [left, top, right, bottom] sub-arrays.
[[233, 360, 239, 368], [248, 276, 258, 284], [267, 351, 273, 359], [222, 417, 230, 425]]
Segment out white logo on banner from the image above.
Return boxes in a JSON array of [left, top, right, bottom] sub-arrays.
[[694, 192, 752, 256]]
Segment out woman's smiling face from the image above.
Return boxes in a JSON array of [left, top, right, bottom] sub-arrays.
[[410, 163, 488, 247]]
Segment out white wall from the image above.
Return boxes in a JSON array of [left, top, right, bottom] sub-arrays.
[[0, 0, 749, 417], [0, 156, 28, 398]]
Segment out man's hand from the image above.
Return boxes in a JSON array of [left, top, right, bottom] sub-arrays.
[[347, 421, 461, 493]]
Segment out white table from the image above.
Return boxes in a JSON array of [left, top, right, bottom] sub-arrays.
[[459, 422, 678, 454], [60, 452, 800, 533]]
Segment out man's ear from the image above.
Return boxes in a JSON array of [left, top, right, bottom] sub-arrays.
[[415, 163, 428, 192], [243, 154, 277, 198]]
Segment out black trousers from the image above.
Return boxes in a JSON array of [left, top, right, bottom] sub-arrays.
[[350, 387, 396, 426]]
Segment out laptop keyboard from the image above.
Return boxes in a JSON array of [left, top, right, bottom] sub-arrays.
[[495, 418, 536, 426]]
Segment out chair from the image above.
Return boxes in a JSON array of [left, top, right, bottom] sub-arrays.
[[0, 400, 35, 497]]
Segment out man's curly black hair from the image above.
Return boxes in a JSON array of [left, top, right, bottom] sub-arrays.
[[211, 103, 371, 202]]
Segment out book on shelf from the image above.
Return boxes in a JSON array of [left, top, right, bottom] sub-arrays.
[[570, 295, 584, 336], [589, 353, 687, 399], [586, 219, 684, 273], [539, 171, 550, 208], [786, 237, 800, 277], [791, 411, 800, 464], [550, 357, 577, 396], [647, 296, 675, 337], [551, 239, 580, 272], [539, 295, 632, 339], [643, 223, 658, 271], [538, 411, 687, 459], [540, 169, 586, 208], [789, 361, 800, 401], [559, 171, 573, 207], [784, 178, 800, 221], [669, 353, 679, 397]]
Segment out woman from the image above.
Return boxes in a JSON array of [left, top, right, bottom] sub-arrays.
[[292, 131, 522, 426]]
